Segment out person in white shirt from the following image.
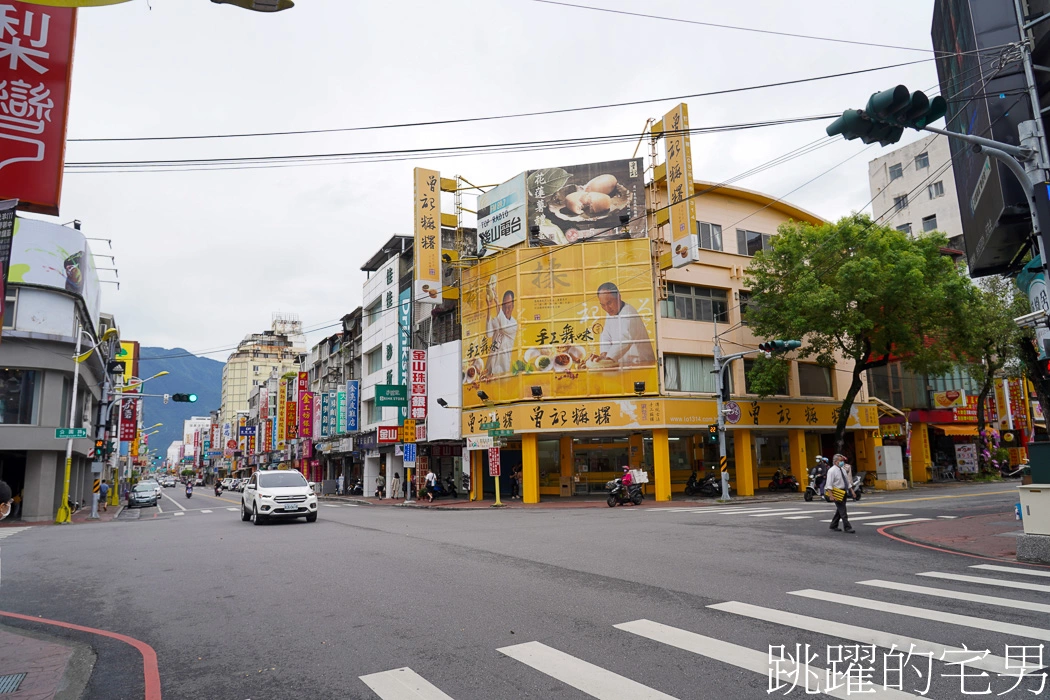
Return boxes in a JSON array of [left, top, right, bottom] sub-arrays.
[[597, 282, 656, 367], [424, 470, 438, 503], [825, 453, 856, 533], [486, 290, 518, 376]]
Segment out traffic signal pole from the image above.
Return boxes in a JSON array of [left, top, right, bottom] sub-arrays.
[[712, 342, 761, 501]]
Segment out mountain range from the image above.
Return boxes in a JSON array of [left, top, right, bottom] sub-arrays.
[[138, 347, 224, 461]]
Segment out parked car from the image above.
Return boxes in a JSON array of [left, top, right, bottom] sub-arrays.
[[221, 478, 233, 490], [128, 483, 159, 508], [193, 478, 204, 486], [241, 470, 318, 524], [140, 480, 162, 499], [232, 479, 245, 492]]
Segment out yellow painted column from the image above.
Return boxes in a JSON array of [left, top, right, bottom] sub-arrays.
[[470, 450, 483, 500], [652, 428, 671, 501], [628, 433, 644, 469], [855, 429, 881, 474], [522, 432, 540, 504], [788, 429, 807, 489], [735, 428, 755, 496], [909, 424, 931, 482]]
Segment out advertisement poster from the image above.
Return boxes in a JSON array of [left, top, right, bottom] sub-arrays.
[[526, 158, 647, 246], [413, 167, 442, 304], [460, 239, 658, 408], [954, 443, 978, 474], [0, 2, 77, 215], [477, 173, 526, 255]]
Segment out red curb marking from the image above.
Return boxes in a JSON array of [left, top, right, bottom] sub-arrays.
[[876, 525, 1050, 570], [0, 610, 162, 700]]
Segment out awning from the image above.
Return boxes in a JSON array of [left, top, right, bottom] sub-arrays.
[[932, 424, 978, 436]]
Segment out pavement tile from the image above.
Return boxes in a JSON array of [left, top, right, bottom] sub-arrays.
[[0, 626, 75, 700], [887, 511, 1024, 559]]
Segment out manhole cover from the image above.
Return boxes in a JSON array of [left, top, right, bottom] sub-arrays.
[[0, 673, 26, 694]]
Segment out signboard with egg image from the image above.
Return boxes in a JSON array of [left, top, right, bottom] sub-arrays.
[[672, 231, 700, 268]]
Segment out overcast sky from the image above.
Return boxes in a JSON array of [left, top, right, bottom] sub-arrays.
[[41, 0, 945, 358]]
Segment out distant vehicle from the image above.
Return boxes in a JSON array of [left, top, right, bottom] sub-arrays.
[[241, 470, 318, 525], [231, 479, 245, 492], [193, 478, 204, 486], [140, 480, 162, 499], [128, 483, 159, 508], [221, 478, 233, 490], [160, 478, 176, 488]]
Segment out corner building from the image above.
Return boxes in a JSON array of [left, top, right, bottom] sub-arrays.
[[460, 182, 881, 502]]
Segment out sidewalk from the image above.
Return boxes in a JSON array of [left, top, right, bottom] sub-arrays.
[[883, 511, 1028, 561], [0, 623, 92, 700]]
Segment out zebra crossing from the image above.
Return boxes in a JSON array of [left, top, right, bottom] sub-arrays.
[[357, 562, 1050, 699], [0, 527, 32, 541], [645, 504, 945, 527], [159, 503, 361, 518]]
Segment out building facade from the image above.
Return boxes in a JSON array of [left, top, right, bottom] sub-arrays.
[[219, 313, 305, 425]]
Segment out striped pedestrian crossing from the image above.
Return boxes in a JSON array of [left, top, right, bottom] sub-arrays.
[[0, 527, 31, 541]]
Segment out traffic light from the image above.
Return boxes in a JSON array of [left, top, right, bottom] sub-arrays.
[[757, 340, 802, 354], [827, 85, 947, 146], [706, 424, 719, 445], [93, 439, 105, 460], [211, 0, 295, 12], [171, 393, 198, 403]]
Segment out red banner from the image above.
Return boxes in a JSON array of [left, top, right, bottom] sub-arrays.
[[119, 398, 137, 441], [409, 349, 427, 421], [0, 2, 77, 215], [377, 426, 399, 443]]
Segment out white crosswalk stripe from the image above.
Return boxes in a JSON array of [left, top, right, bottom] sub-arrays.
[[200, 509, 212, 514], [0, 527, 32, 540], [782, 515, 813, 519], [747, 509, 814, 517], [971, 564, 1050, 579], [226, 507, 239, 512], [322, 504, 341, 508], [821, 513, 909, 522], [360, 667, 455, 699], [861, 517, 931, 526], [344, 504, 359, 507], [858, 579, 1050, 614], [173, 512, 184, 516], [917, 571, 1050, 594]]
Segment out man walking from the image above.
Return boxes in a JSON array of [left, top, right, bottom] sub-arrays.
[[826, 453, 856, 534], [99, 480, 110, 512]]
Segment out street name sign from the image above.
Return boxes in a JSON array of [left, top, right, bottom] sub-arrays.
[[56, 428, 87, 439]]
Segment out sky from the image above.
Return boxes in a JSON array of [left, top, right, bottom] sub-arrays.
[[31, 0, 948, 359]]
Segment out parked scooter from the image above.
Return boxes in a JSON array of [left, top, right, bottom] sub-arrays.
[[443, 475, 459, 498], [684, 470, 701, 496], [768, 467, 799, 492], [803, 458, 828, 502], [348, 478, 363, 496], [606, 477, 644, 507], [850, 473, 864, 501], [685, 469, 720, 497]]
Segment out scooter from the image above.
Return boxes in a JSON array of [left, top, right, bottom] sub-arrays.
[[214, 483, 223, 497], [443, 475, 459, 499], [185, 484, 193, 500], [768, 468, 800, 492], [850, 473, 864, 501], [684, 470, 701, 496], [804, 465, 826, 502], [606, 478, 643, 507]]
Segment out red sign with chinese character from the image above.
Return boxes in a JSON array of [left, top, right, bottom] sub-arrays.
[[119, 398, 137, 441], [488, 447, 501, 477], [377, 425, 400, 443], [409, 349, 427, 421], [0, 2, 77, 216]]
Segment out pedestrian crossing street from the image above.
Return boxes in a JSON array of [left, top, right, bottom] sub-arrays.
[[645, 503, 960, 527], [359, 562, 1050, 699], [0, 527, 31, 540]]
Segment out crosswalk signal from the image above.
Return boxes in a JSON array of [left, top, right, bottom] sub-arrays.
[[171, 393, 198, 403], [93, 439, 105, 460], [707, 424, 719, 445]]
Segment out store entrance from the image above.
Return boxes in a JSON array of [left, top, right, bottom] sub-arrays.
[[573, 436, 630, 494], [0, 451, 27, 520]]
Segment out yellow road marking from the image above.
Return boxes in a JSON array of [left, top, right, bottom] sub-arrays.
[[872, 489, 1016, 505]]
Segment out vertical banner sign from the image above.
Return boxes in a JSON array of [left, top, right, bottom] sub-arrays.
[[119, 399, 137, 441], [327, 390, 337, 436], [346, 380, 360, 432], [413, 167, 442, 304], [277, 377, 288, 448], [268, 416, 276, 451], [337, 388, 346, 435], [299, 391, 314, 442], [320, 391, 331, 438], [0, 199, 16, 339], [409, 349, 427, 421], [661, 104, 698, 268], [222, 422, 233, 457], [0, 2, 77, 216], [488, 447, 501, 477], [259, 385, 269, 429], [238, 415, 247, 454], [294, 372, 309, 439], [397, 287, 411, 425], [312, 393, 321, 438]]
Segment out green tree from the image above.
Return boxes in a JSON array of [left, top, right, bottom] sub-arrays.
[[745, 215, 972, 448]]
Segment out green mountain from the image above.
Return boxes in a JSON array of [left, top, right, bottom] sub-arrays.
[[138, 347, 224, 461]]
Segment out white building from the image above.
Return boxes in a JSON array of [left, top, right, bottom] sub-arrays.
[[166, 441, 184, 467], [182, 416, 210, 457], [868, 133, 963, 249]]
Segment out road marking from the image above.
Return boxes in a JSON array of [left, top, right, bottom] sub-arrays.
[[173, 512, 184, 517], [917, 572, 1050, 594], [820, 513, 909, 523], [708, 601, 1023, 675], [344, 504, 359, 507], [870, 490, 1015, 505], [322, 504, 340, 508], [790, 589, 1050, 641], [359, 667, 455, 700], [0, 527, 31, 540], [971, 564, 1050, 579], [161, 493, 186, 511], [861, 518, 931, 526], [709, 508, 782, 515], [782, 516, 813, 520], [937, 515, 958, 519], [226, 507, 239, 512], [858, 579, 1050, 614], [498, 640, 678, 699], [200, 510, 212, 514], [155, 502, 163, 514], [616, 619, 922, 698], [747, 509, 813, 518]]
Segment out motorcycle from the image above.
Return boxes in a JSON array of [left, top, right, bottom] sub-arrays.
[[684, 470, 720, 497], [214, 484, 223, 497], [803, 465, 826, 502], [768, 468, 800, 492], [443, 475, 459, 499], [185, 484, 193, 500], [349, 479, 363, 496], [606, 478, 644, 507], [850, 473, 864, 501], [67, 497, 80, 514]]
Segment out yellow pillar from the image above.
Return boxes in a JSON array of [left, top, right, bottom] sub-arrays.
[[560, 436, 573, 496], [652, 428, 671, 501], [628, 433, 644, 469], [735, 429, 755, 496], [522, 433, 540, 504], [788, 429, 807, 489], [909, 424, 931, 482], [470, 450, 483, 500], [855, 429, 881, 474]]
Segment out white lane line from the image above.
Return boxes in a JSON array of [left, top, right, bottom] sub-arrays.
[[226, 507, 239, 512], [359, 667, 455, 700], [498, 640, 678, 699], [155, 502, 164, 513], [782, 516, 813, 520], [173, 512, 184, 517], [747, 509, 812, 518], [790, 589, 1050, 641], [862, 518, 931, 526], [616, 619, 921, 698], [200, 510, 212, 514], [820, 513, 908, 523], [971, 564, 1050, 579], [937, 515, 958, 519], [0, 527, 32, 540], [917, 572, 1050, 594], [162, 493, 187, 511], [709, 508, 783, 515], [344, 504, 359, 507], [708, 601, 1023, 675], [858, 579, 1050, 614], [322, 504, 340, 508]]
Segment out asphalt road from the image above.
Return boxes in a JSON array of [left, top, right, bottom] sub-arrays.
[[0, 482, 1045, 700]]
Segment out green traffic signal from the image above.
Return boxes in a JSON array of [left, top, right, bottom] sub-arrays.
[[758, 340, 802, 353], [171, 393, 198, 403], [707, 424, 719, 445], [827, 84, 947, 147]]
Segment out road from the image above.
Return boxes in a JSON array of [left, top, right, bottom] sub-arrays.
[[0, 483, 1045, 699]]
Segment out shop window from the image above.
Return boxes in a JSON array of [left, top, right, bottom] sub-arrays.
[[664, 354, 729, 393], [660, 284, 728, 322], [743, 359, 788, 395], [0, 368, 38, 424], [798, 363, 833, 397], [698, 221, 722, 251], [367, 347, 382, 374], [736, 229, 772, 257]]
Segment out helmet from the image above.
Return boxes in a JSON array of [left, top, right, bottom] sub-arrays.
[[622, 466, 630, 472]]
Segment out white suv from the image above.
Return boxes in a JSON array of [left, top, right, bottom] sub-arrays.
[[241, 470, 318, 525]]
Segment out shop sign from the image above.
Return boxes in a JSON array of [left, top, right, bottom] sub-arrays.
[[298, 391, 313, 441], [337, 388, 346, 435], [277, 377, 288, 447], [659, 104, 697, 269], [932, 390, 965, 409], [478, 172, 526, 255], [398, 287, 411, 424], [409, 349, 427, 420], [954, 443, 978, 473], [403, 443, 416, 463], [320, 391, 331, 438], [377, 426, 399, 443], [488, 447, 501, 476], [723, 401, 741, 425], [375, 384, 407, 408], [466, 436, 494, 450], [401, 419, 416, 444], [415, 421, 426, 442], [119, 399, 137, 440], [413, 167, 443, 304], [1008, 379, 1029, 432], [346, 380, 360, 432]]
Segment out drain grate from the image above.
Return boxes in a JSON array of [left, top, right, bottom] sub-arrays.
[[0, 673, 26, 694]]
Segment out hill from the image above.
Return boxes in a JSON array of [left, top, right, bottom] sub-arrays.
[[138, 347, 224, 461]]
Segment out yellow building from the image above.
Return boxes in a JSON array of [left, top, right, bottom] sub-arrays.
[[459, 177, 881, 502], [219, 315, 305, 425]]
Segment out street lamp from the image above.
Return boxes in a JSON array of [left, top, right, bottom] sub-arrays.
[[108, 372, 169, 503], [144, 423, 163, 431]]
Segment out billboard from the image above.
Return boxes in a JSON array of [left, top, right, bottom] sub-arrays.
[[413, 167, 442, 304], [115, 341, 139, 379], [526, 158, 647, 246], [0, 2, 77, 216], [658, 104, 699, 269], [478, 173, 526, 256], [460, 239, 658, 409]]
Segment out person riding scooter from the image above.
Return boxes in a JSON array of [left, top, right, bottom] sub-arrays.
[[185, 482, 193, 499], [214, 480, 223, 497]]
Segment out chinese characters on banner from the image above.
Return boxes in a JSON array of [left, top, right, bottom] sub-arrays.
[[119, 398, 137, 440], [413, 167, 442, 304], [336, 388, 346, 435], [0, 2, 77, 215], [276, 376, 288, 448], [1008, 379, 1029, 432], [660, 103, 699, 268], [409, 349, 427, 421], [397, 287, 411, 425], [377, 426, 399, 443], [298, 392, 313, 442], [488, 447, 501, 477], [345, 380, 360, 432]]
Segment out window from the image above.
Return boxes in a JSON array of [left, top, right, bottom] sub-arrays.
[[922, 214, 938, 232], [896, 223, 912, 235], [661, 284, 728, 322], [0, 368, 38, 424], [736, 229, 772, 257], [365, 399, 381, 423], [698, 221, 722, 251], [928, 181, 944, 199], [914, 152, 929, 170], [893, 195, 908, 211], [2, 288, 15, 329], [386, 267, 393, 284], [253, 365, 259, 373], [798, 364, 833, 397], [743, 359, 787, 395], [365, 300, 381, 327], [386, 290, 394, 309], [664, 354, 730, 393], [738, 291, 752, 325], [888, 163, 903, 180], [367, 347, 382, 374]]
